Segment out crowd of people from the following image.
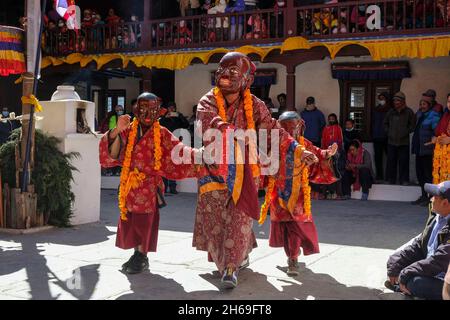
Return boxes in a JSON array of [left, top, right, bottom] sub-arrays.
[[39, 0, 450, 53], [266, 88, 450, 205]]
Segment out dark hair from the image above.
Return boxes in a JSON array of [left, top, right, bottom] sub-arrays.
[[167, 101, 177, 108], [131, 99, 137, 105], [447, 93, 450, 98], [345, 118, 355, 125], [277, 93, 287, 100], [328, 113, 338, 120], [349, 140, 361, 149], [306, 96, 315, 104]]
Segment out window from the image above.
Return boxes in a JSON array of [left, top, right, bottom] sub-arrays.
[[342, 81, 399, 141]]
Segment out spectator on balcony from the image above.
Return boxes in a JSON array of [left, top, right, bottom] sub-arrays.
[[386, 181, 450, 300], [244, 0, 259, 11], [437, 0, 450, 27], [178, 0, 201, 16], [270, 0, 286, 38], [207, 0, 229, 42], [350, 4, 367, 33], [82, 9, 94, 28], [411, 95, 441, 206], [407, 0, 434, 29], [372, 92, 391, 182], [174, 20, 193, 45], [384, 91, 416, 186], [246, 13, 268, 39], [226, 0, 246, 40], [106, 8, 121, 26], [300, 96, 326, 147], [47, 2, 61, 24], [342, 140, 375, 201]]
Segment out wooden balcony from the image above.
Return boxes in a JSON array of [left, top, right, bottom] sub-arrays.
[[43, 0, 450, 57]]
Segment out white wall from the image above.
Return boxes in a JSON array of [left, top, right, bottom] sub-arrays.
[[108, 77, 141, 108]]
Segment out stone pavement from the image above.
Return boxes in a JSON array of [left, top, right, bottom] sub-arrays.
[[0, 191, 428, 300]]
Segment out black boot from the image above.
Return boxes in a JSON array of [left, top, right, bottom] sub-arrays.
[[123, 251, 149, 274], [121, 251, 139, 271]]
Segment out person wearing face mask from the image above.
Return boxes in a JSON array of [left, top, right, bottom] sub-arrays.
[[0, 108, 20, 145], [372, 92, 391, 182], [343, 119, 361, 153], [411, 95, 441, 206], [109, 105, 125, 131]]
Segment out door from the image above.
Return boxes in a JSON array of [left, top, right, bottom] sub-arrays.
[[92, 89, 126, 126], [342, 81, 398, 141]]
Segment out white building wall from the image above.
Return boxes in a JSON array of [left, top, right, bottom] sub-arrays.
[[108, 77, 141, 107]]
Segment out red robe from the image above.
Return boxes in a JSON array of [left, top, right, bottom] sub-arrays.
[[269, 138, 336, 259], [194, 89, 300, 272], [99, 125, 203, 253]]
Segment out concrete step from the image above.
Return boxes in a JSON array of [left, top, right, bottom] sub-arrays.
[[101, 177, 422, 202]]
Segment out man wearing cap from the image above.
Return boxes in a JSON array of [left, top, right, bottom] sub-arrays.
[[386, 181, 450, 300], [383, 91, 416, 185], [411, 94, 441, 206]]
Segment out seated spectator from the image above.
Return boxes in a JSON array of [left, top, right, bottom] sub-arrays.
[[343, 118, 361, 152], [342, 140, 374, 201], [82, 9, 94, 28], [386, 181, 450, 300], [444, 264, 450, 300]]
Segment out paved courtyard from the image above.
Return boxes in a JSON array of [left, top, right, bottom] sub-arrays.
[[0, 191, 428, 300]]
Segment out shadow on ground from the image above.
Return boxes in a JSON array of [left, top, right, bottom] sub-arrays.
[[114, 263, 382, 300]]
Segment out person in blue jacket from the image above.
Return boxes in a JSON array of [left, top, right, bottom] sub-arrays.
[[411, 94, 442, 206], [300, 96, 326, 147]]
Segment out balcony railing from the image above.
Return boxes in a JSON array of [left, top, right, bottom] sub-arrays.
[[43, 0, 450, 57]]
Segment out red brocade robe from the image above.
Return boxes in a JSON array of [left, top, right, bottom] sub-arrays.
[[193, 89, 303, 272], [99, 125, 203, 253], [269, 137, 337, 258]]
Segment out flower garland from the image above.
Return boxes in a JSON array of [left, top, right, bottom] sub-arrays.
[[258, 176, 276, 225], [299, 136, 312, 219], [118, 119, 162, 221], [213, 86, 259, 177], [433, 139, 450, 184]]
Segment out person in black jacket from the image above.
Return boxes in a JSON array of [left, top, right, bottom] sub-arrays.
[[386, 181, 450, 300], [159, 101, 189, 194]]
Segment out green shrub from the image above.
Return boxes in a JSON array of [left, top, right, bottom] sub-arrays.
[[0, 129, 79, 227]]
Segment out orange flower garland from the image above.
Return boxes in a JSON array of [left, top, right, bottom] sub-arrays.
[[258, 176, 276, 225], [118, 119, 162, 221], [213, 87, 259, 177], [433, 139, 450, 184], [299, 136, 312, 219]]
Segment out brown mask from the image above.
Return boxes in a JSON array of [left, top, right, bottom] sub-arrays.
[[135, 93, 161, 128], [215, 52, 256, 95]]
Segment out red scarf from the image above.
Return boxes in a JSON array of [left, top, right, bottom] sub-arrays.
[[347, 142, 364, 191]]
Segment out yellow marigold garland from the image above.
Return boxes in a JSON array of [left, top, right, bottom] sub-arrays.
[[153, 121, 162, 171], [433, 139, 450, 184], [118, 119, 162, 221], [299, 136, 312, 219], [258, 176, 276, 225], [213, 87, 260, 177]]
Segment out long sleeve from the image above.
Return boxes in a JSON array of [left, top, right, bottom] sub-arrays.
[[98, 129, 129, 168], [356, 150, 371, 169], [408, 109, 417, 133], [387, 236, 425, 278]]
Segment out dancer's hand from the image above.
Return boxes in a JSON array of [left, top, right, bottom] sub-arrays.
[[301, 150, 318, 166], [327, 143, 338, 158], [437, 135, 450, 145], [117, 115, 131, 133]]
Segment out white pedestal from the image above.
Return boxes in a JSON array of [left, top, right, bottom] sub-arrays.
[[37, 99, 101, 225]]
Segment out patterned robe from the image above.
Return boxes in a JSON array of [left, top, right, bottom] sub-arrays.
[[99, 125, 202, 253], [193, 89, 299, 272], [269, 137, 336, 259]]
